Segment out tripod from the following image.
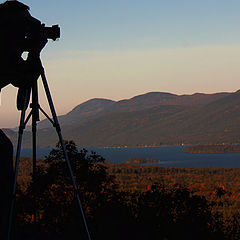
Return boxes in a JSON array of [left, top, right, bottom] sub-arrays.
[[7, 61, 91, 240]]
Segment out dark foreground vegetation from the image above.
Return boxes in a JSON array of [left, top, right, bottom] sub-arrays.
[[15, 141, 240, 239]]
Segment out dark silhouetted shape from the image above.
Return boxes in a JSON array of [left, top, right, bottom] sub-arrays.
[[0, 1, 47, 237], [0, 0, 48, 110], [0, 130, 13, 239]]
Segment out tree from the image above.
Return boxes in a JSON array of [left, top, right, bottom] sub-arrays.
[[135, 184, 216, 240], [17, 140, 116, 239]]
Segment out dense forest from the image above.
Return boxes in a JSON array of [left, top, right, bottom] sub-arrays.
[[13, 141, 240, 239]]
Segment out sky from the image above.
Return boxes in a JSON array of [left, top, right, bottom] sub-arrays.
[[1, 0, 240, 127]]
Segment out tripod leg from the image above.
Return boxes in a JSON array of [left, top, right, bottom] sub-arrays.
[[31, 80, 39, 225], [41, 71, 91, 240], [8, 88, 31, 240]]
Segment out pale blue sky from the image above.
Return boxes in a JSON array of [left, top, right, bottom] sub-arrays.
[[24, 0, 240, 50], [1, 0, 240, 127]]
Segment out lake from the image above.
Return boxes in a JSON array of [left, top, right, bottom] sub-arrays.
[[16, 146, 240, 168]]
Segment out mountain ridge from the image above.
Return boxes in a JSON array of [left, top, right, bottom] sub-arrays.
[[5, 90, 239, 148], [23, 91, 230, 130]]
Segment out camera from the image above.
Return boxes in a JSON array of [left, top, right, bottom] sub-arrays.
[[44, 25, 60, 41]]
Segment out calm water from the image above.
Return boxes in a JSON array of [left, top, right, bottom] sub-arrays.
[[16, 146, 240, 168]]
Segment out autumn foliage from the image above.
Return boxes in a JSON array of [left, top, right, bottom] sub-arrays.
[[14, 141, 240, 239]]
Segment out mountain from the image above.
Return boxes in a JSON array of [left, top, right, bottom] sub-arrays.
[[19, 91, 229, 131], [104, 91, 230, 113], [6, 90, 239, 148], [28, 98, 116, 130], [82, 92, 230, 115]]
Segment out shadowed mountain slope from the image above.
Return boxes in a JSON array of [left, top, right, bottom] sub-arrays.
[[6, 90, 239, 148], [105, 91, 230, 113], [34, 98, 116, 129], [30, 91, 231, 130], [59, 90, 240, 147]]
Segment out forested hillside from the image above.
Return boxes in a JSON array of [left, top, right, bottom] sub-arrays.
[[15, 149, 240, 240], [6, 90, 240, 148]]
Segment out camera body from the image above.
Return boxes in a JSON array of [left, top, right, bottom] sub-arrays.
[[27, 24, 60, 44], [44, 25, 60, 41]]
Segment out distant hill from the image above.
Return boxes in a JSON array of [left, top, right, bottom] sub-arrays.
[[105, 91, 230, 113], [6, 90, 240, 148], [29, 98, 116, 130]]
